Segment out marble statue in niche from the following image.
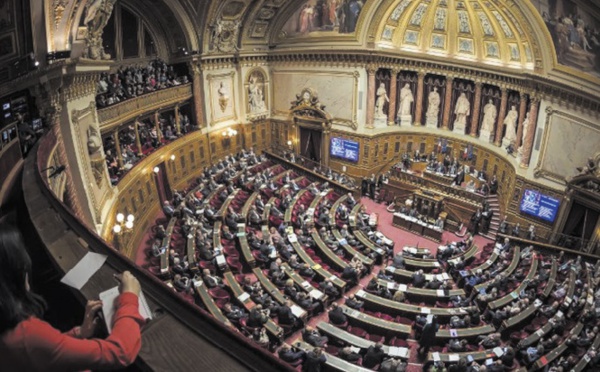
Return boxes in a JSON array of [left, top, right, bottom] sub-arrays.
[[82, 0, 118, 60], [425, 87, 440, 128], [517, 112, 530, 157], [218, 82, 230, 113], [87, 125, 106, 187], [375, 83, 389, 119], [453, 92, 470, 133], [502, 105, 519, 148], [248, 72, 266, 113], [398, 83, 414, 125], [480, 99, 497, 142]]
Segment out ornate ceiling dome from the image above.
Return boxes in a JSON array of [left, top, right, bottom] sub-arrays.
[[375, 0, 538, 71]]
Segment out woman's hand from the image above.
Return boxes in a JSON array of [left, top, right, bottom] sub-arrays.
[[80, 300, 103, 339], [114, 271, 141, 296]]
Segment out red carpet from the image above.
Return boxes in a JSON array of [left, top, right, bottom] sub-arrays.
[[360, 197, 493, 255]]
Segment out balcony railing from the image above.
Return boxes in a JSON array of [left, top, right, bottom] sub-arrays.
[[97, 83, 193, 133]]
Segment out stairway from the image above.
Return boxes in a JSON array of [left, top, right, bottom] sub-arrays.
[[481, 194, 501, 241]]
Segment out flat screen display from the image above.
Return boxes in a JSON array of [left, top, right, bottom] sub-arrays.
[[330, 137, 359, 162], [2, 103, 10, 111], [31, 118, 42, 130], [520, 189, 560, 223]]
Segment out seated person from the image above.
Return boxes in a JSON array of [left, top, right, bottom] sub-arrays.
[[345, 294, 364, 310], [278, 343, 306, 364], [302, 326, 328, 347], [338, 345, 361, 364], [328, 303, 347, 325], [222, 302, 246, 322], [412, 269, 426, 288]]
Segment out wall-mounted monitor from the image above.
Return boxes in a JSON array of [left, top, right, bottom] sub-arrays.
[[31, 118, 42, 130], [520, 189, 561, 223], [330, 137, 359, 163], [2, 102, 10, 111]]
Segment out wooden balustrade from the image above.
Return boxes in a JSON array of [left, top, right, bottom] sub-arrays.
[[98, 84, 193, 132]]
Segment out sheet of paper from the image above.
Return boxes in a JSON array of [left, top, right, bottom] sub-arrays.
[[238, 292, 250, 302], [60, 252, 108, 290], [99, 286, 152, 333], [449, 329, 458, 337], [432, 352, 440, 362], [350, 346, 361, 354], [356, 290, 366, 297], [448, 354, 459, 361], [493, 347, 504, 357]]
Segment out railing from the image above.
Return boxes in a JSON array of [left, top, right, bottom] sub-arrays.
[[497, 233, 599, 260], [97, 83, 193, 132], [21, 133, 292, 372]]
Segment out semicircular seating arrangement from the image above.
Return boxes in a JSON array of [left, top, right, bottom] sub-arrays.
[[136, 151, 600, 372]]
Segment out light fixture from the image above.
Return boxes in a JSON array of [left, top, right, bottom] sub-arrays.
[[116, 213, 125, 223], [170, 154, 176, 161], [287, 140, 292, 147], [127, 214, 135, 223], [222, 128, 238, 138], [153, 166, 160, 173], [113, 212, 135, 236], [113, 224, 122, 234]]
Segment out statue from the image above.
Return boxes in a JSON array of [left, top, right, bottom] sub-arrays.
[[398, 83, 414, 117], [87, 126, 102, 155], [502, 105, 518, 146], [375, 83, 389, 118], [517, 112, 530, 156], [453, 92, 470, 132], [87, 125, 106, 187], [218, 82, 230, 112], [480, 99, 497, 135], [248, 75, 266, 113], [425, 87, 440, 126], [82, 0, 117, 60], [210, 18, 242, 53], [576, 157, 598, 176]]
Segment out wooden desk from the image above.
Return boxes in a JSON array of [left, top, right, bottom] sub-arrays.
[[288, 237, 346, 291], [236, 223, 255, 268], [355, 289, 474, 320], [464, 246, 500, 275], [376, 278, 465, 303], [501, 301, 540, 331], [392, 213, 443, 242], [241, 192, 258, 218], [160, 216, 178, 275], [252, 267, 308, 320], [193, 279, 232, 327], [332, 229, 373, 266], [317, 322, 410, 359], [488, 256, 538, 310], [386, 265, 451, 285], [222, 272, 283, 339], [572, 332, 600, 371], [474, 246, 521, 292], [340, 305, 411, 338], [217, 190, 239, 219], [295, 341, 372, 372], [281, 263, 327, 302], [285, 189, 307, 222], [330, 194, 348, 223], [533, 323, 583, 370], [436, 324, 495, 340], [427, 350, 489, 363], [311, 231, 348, 271], [187, 226, 197, 270]]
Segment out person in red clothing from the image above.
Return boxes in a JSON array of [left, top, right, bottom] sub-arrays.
[[0, 225, 146, 371]]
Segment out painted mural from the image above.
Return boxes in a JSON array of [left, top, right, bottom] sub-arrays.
[[531, 0, 600, 77], [281, 0, 365, 37]]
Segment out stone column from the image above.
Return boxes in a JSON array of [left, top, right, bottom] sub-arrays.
[[414, 71, 426, 126], [388, 69, 399, 125], [113, 130, 124, 169], [154, 111, 163, 143], [520, 98, 539, 168], [190, 63, 205, 128], [441, 77, 454, 129], [366, 66, 377, 128], [469, 82, 483, 136], [174, 104, 181, 135], [515, 92, 528, 149], [134, 120, 143, 157], [494, 88, 509, 146]]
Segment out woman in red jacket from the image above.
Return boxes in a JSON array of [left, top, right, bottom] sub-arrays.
[[0, 225, 146, 371]]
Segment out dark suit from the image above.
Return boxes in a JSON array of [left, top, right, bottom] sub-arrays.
[[362, 345, 385, 369], [328, 307, 347, 325]]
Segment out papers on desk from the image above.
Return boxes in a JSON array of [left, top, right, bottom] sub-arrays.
[[291, 305, 305, 317], [449, 329, 458, 337], [493, 347, 504, 357], [374, 247, 384, 255], [99, 286, 152, 333], [60, 252, 108, 290], [301, 281, 311, 289], [398, 284, 408, 292], [535, 329, 545, 336], [534, 299, 543, 307], [387, 346, 408, 358], [237, 292, 250, 302], [338, 238, 348, 245], [341, 345, 358, 355], [320, 191, 328, 197], [237, 223, 245, 229], [448, 354, 459, 362], [386, 265, 395, 272], [194, 280, 203, 288], [437, 289, 446, 297], [356, 290, 366, 297], [312, 264, 322, 270], [485, 359, 494, 365], [421, 307, 431, 314], [441, 273, 450, 280], [288, 234, 298, 243], [387, 282, 396, 290], [404, 247, 417, 254], [215, 254, 226, 266], [329, 275, 338, 281], [309, 289, 324, 300], [432, 352, 441, 361], [307, 208, 315, 216]]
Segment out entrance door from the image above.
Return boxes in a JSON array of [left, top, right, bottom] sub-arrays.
[[299, 127, 322, 163]]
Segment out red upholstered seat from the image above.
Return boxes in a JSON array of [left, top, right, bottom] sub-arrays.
[[147, 266, 162, 277], [226, 256, 243, 273], [390, 337, 408, 347], [369, 334, 385, 343], [347, 326, 368, 339]]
